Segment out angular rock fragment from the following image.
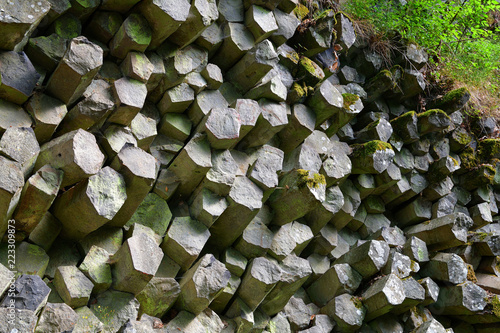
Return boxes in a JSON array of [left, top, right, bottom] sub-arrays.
[[158, 83, 195, 114], [270, 221, 313, 260], [161, 216, 210, 271], [169, 0, 218, 47], [109, 13, 152, 59], [46, 37, 103, 105], [420, 252, 468, 284], [78, 245, 112, 294], [233, 208, 274, 258], [212, 22, 255, 71], [237, 256, 281, 310], [90, 289, 140, 333], [0, 51, 40, 104], [54, 266, 94, 308], [35, 302, 79, 333], [321, 293, 365, 332], [0, 274, 50, 315], [108, 76, 148, 126], [305, 186, 344, 235], [175, 254, 230, 314], [432, 281, 487, 315], [405, 212, 474, 251], [208, 176, 263, 249], [52, 167, 127, 240], [13, 165, 62, 234], [246, 5, 278, 43], [335, 240, 390, 280], [350, 140, 395, 174]]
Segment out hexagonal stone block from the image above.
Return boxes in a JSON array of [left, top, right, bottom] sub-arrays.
[[52, 167, 127, 240], [120, 52, 154, 83], [54, 266, 94, 308], [161, 216, 210, 272], [109, 13, 152, 59], [78, 245, 112, 294], [175, 254, 230, 314], [25, 92, 68, 144], [136, 277, 180, 318], [112, 233, 164, 294], [203, 107, 241, 149], [157, 83, 195, 114], [245, 5, 278, 43], [46, 36, 103, 105], [108, 76, 148, 126], [321, 293, 366, 332]]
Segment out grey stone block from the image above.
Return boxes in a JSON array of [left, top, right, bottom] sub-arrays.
[[420, 252, 468, 284], [90, 289, 140, 333], [109, 13, 152, 59], [335, 240, 390, 280], [321, 293, 366, 332], [136, 277, 180, 318], [0, 51, 40, 105], [54, 265, 94, 308]]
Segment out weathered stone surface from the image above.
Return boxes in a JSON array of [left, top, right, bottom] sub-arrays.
[[90, 289, 140, 333], [35, 129, 105, 188], [78, 245, 112, 294], [109, 13, 152, 59], [405, 212, 474, 251], [308, 263, 362, 307], [335, 240, 390, 280], [54, 265, 94, 308], [350, 141, 395, 174], [52, 167, 127, 240], [237, 256, 281, 311], [0, 308, 38, 332], [26, 92, 68, 143], [420, 252, 468, 284], [0, 99, 32, 135], [208, 176, 263, 249], [166, 133, 213, 200], [107, 76, 148, 126], [212, 22, 255, 71], [46, 36, 103, 105], [321, 293, 366, 332], [175, 254, 230, 314], [112, 233, 163, 294], [270, 221, 313, 260], [270, 169, 326, 226], [136, 276, 180, 318], [0, 51, 40, 104], [190, 188, 227, 228], [13, 165, 62, 234], [35, 303, 78, 333], [227, 40, 278, 92], [0, 126, 39, 179], [161, 216, 210, 271], [284, 296, 314, 331], [73, 306, 104, 333], [0, 274, 50, 316], [432, 281, 487, 316], [233, 207, 274, 259], [79, 226, 123, 256]]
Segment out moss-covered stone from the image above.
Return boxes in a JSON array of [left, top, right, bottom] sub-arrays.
[[390, 111, 419, 144], [352, 140, 393, 158], [459, 146, 478, 171], [297, 169, 326, 189], [428, 87, 470, 114], [478, 139, 500, 163], [297, 56, 325, 86], [294, 4, 309, 20], [342, 93, 359, 108], [417, 109, 451, 135]]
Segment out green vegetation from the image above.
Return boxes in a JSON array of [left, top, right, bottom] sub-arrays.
[[297, 169, 326, 189], [339, 0, 500, 113]]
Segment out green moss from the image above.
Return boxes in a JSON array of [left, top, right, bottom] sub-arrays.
[[352, 140, 393, 158], [390, 110, 416, 125], [291, 82, 305, 97], [484, 164, 497, 183], [478, 139, 500, 163], [313, 9, 334, 20], [475, 232, 490, 241], [434, 87, 470, 107], [125, 14, 152, 45], [459, 147, 478, 170], [466, 264, 477, 282], [417, 108, 448, 118], [454, 129, 472, 145], [300, 56, 319, 75], [450, 156, 459, 166], [351, 296, 363, 309], [342, 93, 359, 108], [492, 295, 500, 318], [294, 4, 309, 20], [297, 169, 326, 189]]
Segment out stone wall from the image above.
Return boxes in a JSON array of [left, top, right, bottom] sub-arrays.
[[0, 0, 499, 332]]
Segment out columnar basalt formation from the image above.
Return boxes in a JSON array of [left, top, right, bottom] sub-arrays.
[[0, 1, 499, 332]]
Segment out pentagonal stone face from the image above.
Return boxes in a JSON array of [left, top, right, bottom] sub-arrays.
[[0, 126, 39, 178], [161, 216, 210, 272], [201, 63, 223, 90], [420, 252, 467, 284], [112, 233, 164, 294], [35, 129, 105, 188], [237, 256, 282, 310], [158, 83, 195, 114], [120, 52, 154, 83], [205, 107, 241, 149], [46, 36, 103, 105], [322, 293, 365, 332], [190, 188, 228, 228], [54, 266, 94, 308], [362, 273, 405, 321], [109, 77, 148, 125], [176, 254, 231, 314], [0, 51, 40, 104], [52, 166, 127, 240], [138, 0, 190, 49], [109, 13, 152, 59], [0, 274, 50, 315], [25, 92, 68, 143], [125, 193, 172, 236], [78, 245, 112, 294]]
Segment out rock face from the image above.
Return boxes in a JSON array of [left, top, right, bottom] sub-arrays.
[[1, 1, 500, 333]]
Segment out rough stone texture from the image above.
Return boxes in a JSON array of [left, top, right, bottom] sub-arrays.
[[78, 245, 112, 294], [54, 265, 94, 308], [46, 36, 103, 105], [0, 51, 40, 104], [136, 277, 180, 318], [175, 254, 230, 314], [52, 166, 127, 240], [112, 233, 164, 294], [35, 302, 79, 333], [90, 289, 140, 333]]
